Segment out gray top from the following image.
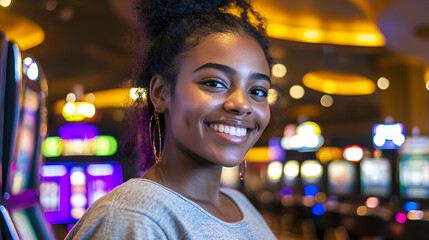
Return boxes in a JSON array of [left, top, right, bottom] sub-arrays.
[[66, 178, 276, 240]]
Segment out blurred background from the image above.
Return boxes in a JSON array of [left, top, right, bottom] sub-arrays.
[[1, 0, 429, 239]]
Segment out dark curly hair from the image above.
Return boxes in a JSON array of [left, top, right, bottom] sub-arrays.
[[130, 0, 272, 175]]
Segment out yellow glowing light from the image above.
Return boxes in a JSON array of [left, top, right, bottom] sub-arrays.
[[304, 30, 320, 40], [357, 206, 367, 216], [284, 160, 300, 179], [355, 33, 379, 44], [0, 0, 11, 7], [62, 102, 96, 122], [303, 71, 376, 95], [301, 160, 323, 179], [246, 146, 269, 162], [63, 103, 76, 115], [272, 63, 287, 78], [130, 87, 147, 100], [62, 138, 97, 156], [320, 95, 333, 107], [407, 210, 424, 220], [267, 88, 278, 105], [54, 88, 138, 115], [426, 81, 429, 91], [267, 161, 283, 182], [297, 121, 321, 136], [252, 1, 385, 47], [290, 85, 305, 99], [377, 77, 390, 90], [322, 81, 337, 94], [316, 147, 343, 163], [0, 9, 45, 50]]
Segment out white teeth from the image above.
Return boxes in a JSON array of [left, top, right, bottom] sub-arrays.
[[209, 124, 247, 137], [219, 125, 224, 133], [230, 127, 236, 135], [225, 126, 230, 134]]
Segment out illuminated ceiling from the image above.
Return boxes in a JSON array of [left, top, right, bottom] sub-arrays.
[[0, 9, 44, 50]]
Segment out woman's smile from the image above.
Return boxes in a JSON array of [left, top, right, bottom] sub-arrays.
[[205, 121, 251, 144]]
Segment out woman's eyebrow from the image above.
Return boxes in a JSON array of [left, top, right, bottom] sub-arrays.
[[193, 63, 236, 75], [193, 62, 271, 83], [249, 72, 271, 83]]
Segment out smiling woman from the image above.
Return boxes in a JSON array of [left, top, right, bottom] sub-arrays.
[[66, 0, 276, 239]]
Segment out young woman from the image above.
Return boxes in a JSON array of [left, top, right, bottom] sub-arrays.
[[66, 0, 276, 239]]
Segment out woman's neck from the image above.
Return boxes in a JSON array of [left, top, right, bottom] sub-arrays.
[[143, 143, 224, 204]]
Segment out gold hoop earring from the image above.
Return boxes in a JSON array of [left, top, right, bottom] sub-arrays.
[[149, 111, 162, 163], [239, 158, 247, 181]]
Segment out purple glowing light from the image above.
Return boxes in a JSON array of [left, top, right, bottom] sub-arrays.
[[59, 123, 98, 140]]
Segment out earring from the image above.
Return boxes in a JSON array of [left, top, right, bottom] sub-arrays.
[[149, 111, 162, 163], [239, 158, 247, 181]]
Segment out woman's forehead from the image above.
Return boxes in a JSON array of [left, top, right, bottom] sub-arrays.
[[182, 32, 270, 75]]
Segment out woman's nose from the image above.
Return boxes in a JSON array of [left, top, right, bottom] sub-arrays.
[[223, 88, 253, 115]]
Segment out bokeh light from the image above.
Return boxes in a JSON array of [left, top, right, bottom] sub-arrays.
[[23, 57, 39, 81], [303, 196, 315, 207], [404, 201, 418, 212], [0, 0, 11, 8], [272, 63, 287, 78], [289, 85, 305, 99], [281, 186, 293, 196], [315, 192, 326, 203], [267, 88, 278, 105], [395, 212, 407, 223], [356, 206, 367, 216], [304, 184, 319, 197], [343, 145, 364, 162], [320, 94, 333, 107], [130, 87, 147, 100], [377, 77, 390, 90], [267, 161, 283, 182], [283, 160, 300, 181], [312, 203, 325, 215], [407, 210, 424, 220], [365, 197, 379, 208]]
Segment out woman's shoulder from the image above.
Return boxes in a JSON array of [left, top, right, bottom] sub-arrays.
[[92, 178, 180, 212]]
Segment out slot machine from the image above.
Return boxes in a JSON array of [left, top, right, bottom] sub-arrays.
[[0, 34, 54, 239]]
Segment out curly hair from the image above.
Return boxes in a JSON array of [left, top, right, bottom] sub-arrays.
[[129, 0, 272, 175]]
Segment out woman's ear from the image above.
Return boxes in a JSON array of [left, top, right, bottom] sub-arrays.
[[149, 74, 170, 113]]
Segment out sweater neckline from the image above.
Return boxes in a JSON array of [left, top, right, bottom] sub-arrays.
[[137, 178, 247, 226]]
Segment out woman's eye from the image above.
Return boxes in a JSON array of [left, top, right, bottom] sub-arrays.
[[202, 80, 226, 88], [250, 88, 268, 98]]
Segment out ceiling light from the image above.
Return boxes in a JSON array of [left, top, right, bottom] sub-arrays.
[[303, 70, 376, 95]]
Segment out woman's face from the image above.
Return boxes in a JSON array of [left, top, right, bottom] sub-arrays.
[[164, 32, 271, 167]]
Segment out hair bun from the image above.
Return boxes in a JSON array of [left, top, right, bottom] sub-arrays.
[[136, 0, 236, 39]]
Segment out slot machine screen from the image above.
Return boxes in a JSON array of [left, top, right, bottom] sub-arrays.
[[361, 158, 391, 197], [399, 156, 429, 199], [10, 209, 37, 240], [40, 162, 123, 224], [9, 89, 39, 194], [328, 160, 356, 195]]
